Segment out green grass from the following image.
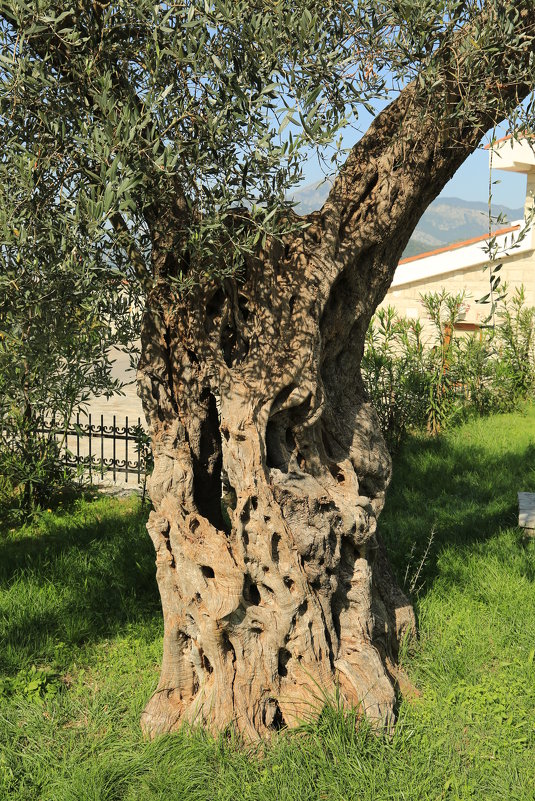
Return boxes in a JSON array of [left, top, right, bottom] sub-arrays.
[[2, 407, 535, 800]]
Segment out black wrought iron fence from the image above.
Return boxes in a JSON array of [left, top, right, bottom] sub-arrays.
[[38, 414, 152, 485]]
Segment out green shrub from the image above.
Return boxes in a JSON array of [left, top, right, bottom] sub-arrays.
[[0, 244, 140, 517], [362, 286, 535, 447], [419, 289, 467, 434], [362, 307, 429, 449], [494, 285, 535, 399], [0, 413, 75, 517]]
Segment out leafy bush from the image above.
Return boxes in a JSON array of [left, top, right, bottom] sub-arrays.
[[362, 307, 429, 449], [0, 414, 76, 517], [418, 290, 467, 434], [494, 286, 535, 399], [0, 254, 140, 515], [362, 286, 535, 448]]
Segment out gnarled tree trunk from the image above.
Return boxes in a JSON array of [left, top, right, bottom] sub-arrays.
[[137, 259, 415, 738], [137, 254, 415, 740], [3, 0, 533, 746], [137, 62, 533, 738]]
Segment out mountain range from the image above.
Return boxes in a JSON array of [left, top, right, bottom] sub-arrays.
[[290, 181, 524, 259]]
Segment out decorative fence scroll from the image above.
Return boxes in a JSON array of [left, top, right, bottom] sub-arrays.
[[39, 414, 152, 486]]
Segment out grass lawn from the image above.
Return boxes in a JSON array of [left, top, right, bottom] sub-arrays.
[[2, 407, 535, 800]]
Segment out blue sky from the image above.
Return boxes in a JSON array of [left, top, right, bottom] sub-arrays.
[[440, 146, 525, 209]]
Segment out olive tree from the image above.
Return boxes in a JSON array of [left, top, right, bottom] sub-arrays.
[[1, 0, 534, 739]]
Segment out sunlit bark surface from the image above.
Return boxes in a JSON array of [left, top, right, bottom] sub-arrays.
[[138, 73, 529, 738]]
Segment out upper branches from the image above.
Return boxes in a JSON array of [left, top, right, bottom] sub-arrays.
[[321, 0, 535, 271], [0, 0, 534, 296]]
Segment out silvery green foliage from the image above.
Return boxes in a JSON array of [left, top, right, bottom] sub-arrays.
[[0, 0, 387, 291], [1, 1, 534, 293], [0, 0, 534, 415]]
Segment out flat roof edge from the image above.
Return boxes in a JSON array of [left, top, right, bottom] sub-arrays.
[[392, 221, 530, 289]]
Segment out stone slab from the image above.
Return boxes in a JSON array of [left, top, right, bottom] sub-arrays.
[[518, 492, 535, 531]]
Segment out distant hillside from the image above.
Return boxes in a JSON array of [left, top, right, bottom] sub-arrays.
[[290, 180, 332, 215], [412, 197, 524, 249], [401, 239, 437, 260], [290, 182, 524, 258]]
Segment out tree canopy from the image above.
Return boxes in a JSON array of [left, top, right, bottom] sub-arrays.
[[1, 1, 533, 304]]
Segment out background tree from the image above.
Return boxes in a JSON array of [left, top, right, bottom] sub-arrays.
[[1, 0, 534, 740], [0, 226, 139, 511]]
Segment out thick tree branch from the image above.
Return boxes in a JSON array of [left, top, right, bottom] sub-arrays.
[[321, 1, 535, 284]]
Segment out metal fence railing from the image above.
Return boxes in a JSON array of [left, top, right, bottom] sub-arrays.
[[39, 414, 152, 486]]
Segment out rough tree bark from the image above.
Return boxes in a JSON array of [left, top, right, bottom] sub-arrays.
[[137, 6, 535, 739], [136, 82, 486, 740]]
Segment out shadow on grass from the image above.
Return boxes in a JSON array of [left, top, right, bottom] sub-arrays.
[[2, 412, 535, 677], [0, 496, 159, 674], [380, 424, 535, 595]]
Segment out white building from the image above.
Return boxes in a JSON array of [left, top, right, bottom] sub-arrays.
[[383, 137, 535, 326]]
